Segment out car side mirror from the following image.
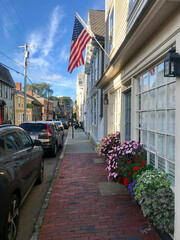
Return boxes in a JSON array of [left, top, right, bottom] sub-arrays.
[[33, 139, 42, 146]]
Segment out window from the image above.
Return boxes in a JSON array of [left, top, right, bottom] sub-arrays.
[[18, 97, 21, 108], [93, 98, 97, 125], [18, 130, 33, 148], [0, 136, 6, 157], [0, 84, 2, 97], [136, 62, 176, 185], [5, 132, 22, 153], [4, 86, 8, 99], [9, 88, 13, 100], [109, 8, 114, 52], [113, 90, 121, 132]]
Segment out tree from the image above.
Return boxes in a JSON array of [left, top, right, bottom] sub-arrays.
[[26, 82, 53, 98], [49, 96, 59, 101], [59, 96, 73, 106]]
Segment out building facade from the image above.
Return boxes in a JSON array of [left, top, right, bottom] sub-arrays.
[[95, 0, 180, 238], [84, 9, 105, 144], [0, 64, 15, 124]]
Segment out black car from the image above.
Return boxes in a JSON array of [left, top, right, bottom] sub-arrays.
[[19, 121, 63, 157], [0, 125, 44, 240]]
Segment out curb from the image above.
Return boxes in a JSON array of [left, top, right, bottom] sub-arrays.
[[30, 130, 69, 240]]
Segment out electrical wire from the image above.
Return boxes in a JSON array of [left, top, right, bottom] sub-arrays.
[[0, 50, 24, 67], [0, 0, 26, 44]]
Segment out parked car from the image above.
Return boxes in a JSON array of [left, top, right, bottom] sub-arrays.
[[52, 121, 64, 137], [19, 121, 63, 157], [60, 119, 69, 129], [0, 124, 44, 240]]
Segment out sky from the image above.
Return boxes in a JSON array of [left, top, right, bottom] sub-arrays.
[[0, 0, 105, 101]]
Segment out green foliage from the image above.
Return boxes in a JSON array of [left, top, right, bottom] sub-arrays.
[[140, 188, 174, 233], [27, 83, 53, 98], [49, 96, 59, 101], [59, 96, 73, 105], [133, 169, 171, 201]]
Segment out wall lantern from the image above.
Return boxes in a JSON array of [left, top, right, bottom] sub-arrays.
[[164, 47, 180, 77], [104, 94, 108, 105]]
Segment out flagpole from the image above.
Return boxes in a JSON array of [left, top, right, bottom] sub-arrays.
[[75, 12, 110, 59]]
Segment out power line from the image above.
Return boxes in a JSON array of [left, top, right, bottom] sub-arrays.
[[0, 0, 26, 44], [9, 0, 28, 35], [0, 50, 24, 67]]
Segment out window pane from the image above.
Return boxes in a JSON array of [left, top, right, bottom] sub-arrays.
[[157, 134, 165, 157], [149, 68, 156, 88], [141, 112, 147, 129], [167, 136, 175, 161], [167, 83, 175, 108], [5, 132, 22, 153], [149, 111, 155, 130], [150, 152, 155, 167], [158, 157, 165, 171], [167, 162, 175, 186], [149, 132, 155, 152], [141, 93, 148, 110], [139, 76, 142, 93], [157, 86, 166, 108], [149, 90, 156, 109], [167, 110, 175, 134], [0, 136, 5, 157], [142, 130, 147, 147], [143, 72, 148, 91], [157, 63, 165, 86], [157, 111, 166, 132]]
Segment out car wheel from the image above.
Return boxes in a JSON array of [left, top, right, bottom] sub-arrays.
[[4, 194, 20, 240], [52, 143, 57, 157], [36, 158, 44, 184]]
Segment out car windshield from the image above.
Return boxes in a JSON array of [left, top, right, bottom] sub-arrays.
[[20, 123, 47, 132]]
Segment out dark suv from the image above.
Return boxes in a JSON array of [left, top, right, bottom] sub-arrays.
[[0, 125, 44, 240], [19, 121, 63, 157]]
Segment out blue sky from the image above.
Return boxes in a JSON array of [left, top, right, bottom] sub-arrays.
[[0, 0, 105, 101]]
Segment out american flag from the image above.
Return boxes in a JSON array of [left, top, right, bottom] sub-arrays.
[[68, 16, 91, 74]]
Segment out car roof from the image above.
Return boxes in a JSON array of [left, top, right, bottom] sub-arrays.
[[0, 125, 23, 134]]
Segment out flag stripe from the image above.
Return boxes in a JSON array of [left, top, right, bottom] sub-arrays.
[[68, 31, 91, 73], [68, 30, 90, 69], [68, 16, 91, 73]]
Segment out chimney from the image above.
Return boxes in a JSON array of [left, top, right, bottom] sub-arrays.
[[27, 90, 33, 96], [34, 93, 39, 98], [15, 82, 22, 91]]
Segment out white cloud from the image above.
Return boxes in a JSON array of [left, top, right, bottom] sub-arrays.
[[42, 6, 64, 56], [60, 46, 69, 61], [39, 74, 63, 81]]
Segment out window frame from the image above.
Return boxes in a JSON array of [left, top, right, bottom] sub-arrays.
[[136, 62, 176, 185]]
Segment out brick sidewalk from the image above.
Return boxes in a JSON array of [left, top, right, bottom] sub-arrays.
[[38, 153, 161, 240]]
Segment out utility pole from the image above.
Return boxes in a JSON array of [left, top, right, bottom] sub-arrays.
[[47, 84, 50, 120], [19, 43, 33, 122]]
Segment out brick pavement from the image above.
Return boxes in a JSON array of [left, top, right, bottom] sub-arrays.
[[38, 151, 161, 240]]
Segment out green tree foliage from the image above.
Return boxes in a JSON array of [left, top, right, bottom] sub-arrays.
[[59, 96, 73, 106], [26, 82, 53, 98], [49, 96, 59, 101]]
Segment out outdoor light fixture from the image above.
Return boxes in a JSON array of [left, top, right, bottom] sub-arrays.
[[164, 47, 180, 77], [104, 94, 108, 105]]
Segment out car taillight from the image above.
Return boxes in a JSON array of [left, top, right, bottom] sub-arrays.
[[46, 124, 52, 136]]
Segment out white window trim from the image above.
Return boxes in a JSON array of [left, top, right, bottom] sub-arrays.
[[136, 62, 176, 185]]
